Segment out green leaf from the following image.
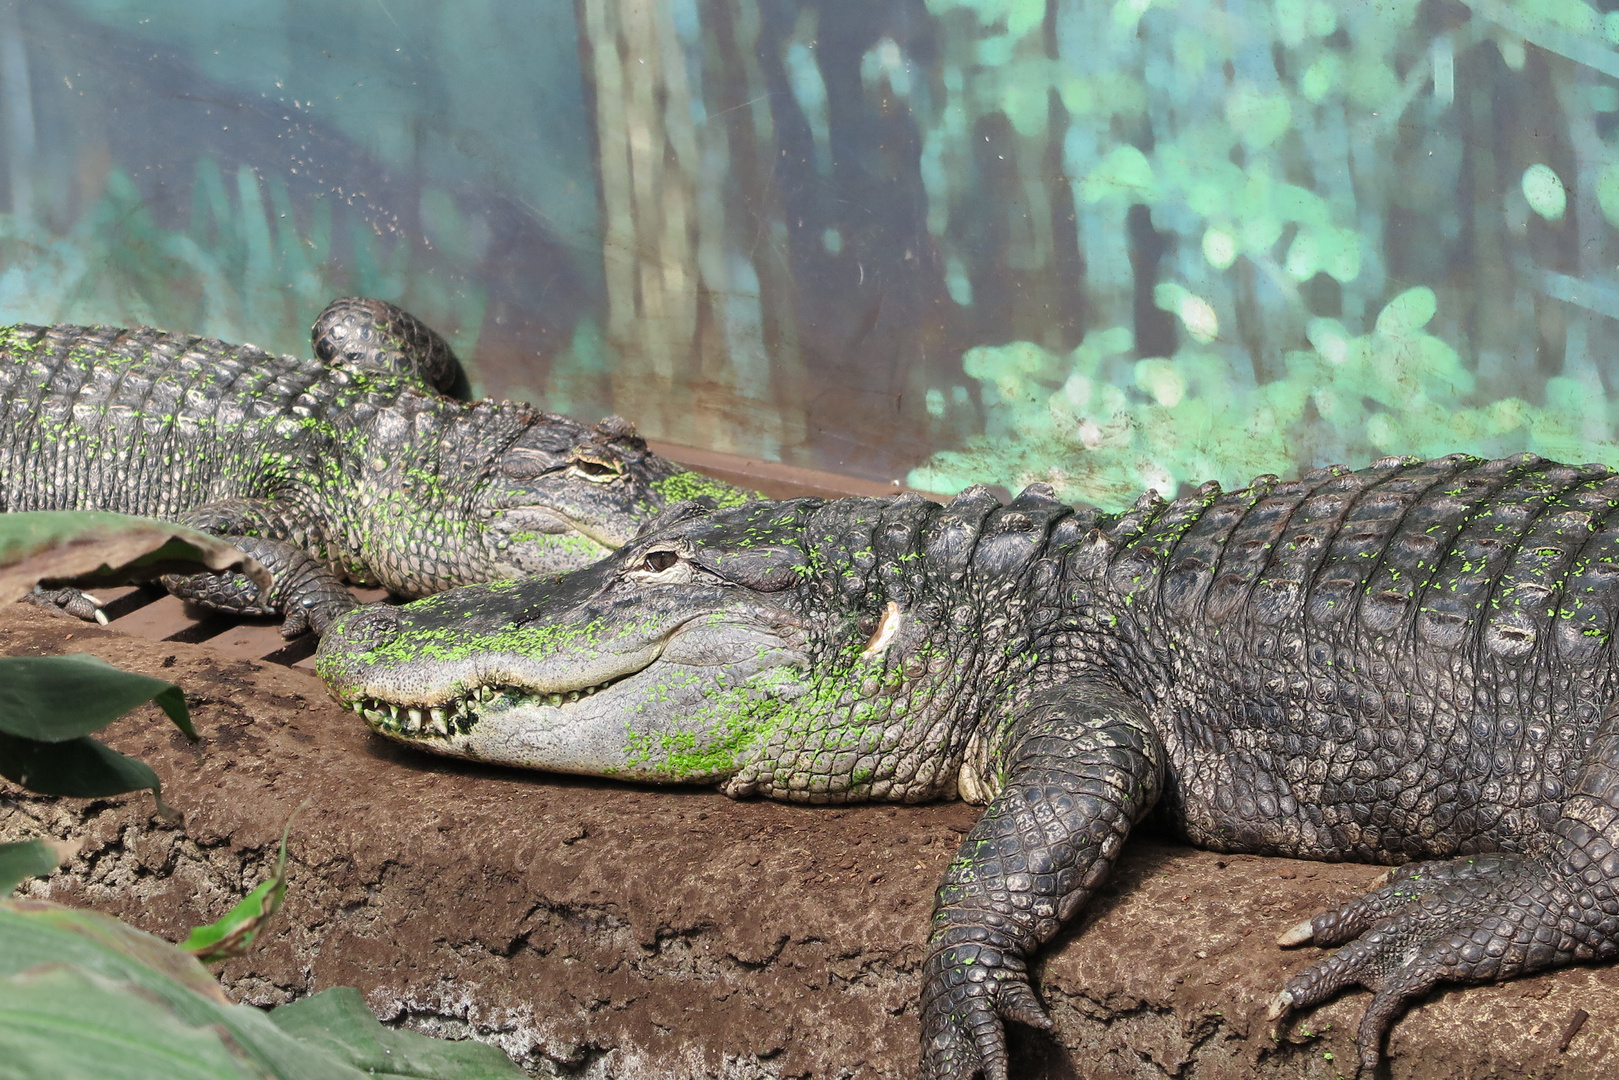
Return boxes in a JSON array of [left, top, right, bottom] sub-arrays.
[[0, 839, 72, 895], [1202, 226, 1238, 270], [0, 899, 234, 1007], [1080, 145, 1157, 203], [1300, 53, 1340, 103], [0, 901, 363, 1079], [0, 510, 269, 607], [1284, 229, 1319, 281], [1522, 163, 1568, 221], [269, 987, 527, 1080], [1319, 227, 1362, 284], [1598, 162, 1619, 228], [1375, 286, 1438, 336], [0, 654, 193, 741], [0, 965, 267, 1080], [1225, 85, 1292, 149], [1135, 358, 1187, 407], [182, 810, 298, 964], [0, 731, 176, 821]]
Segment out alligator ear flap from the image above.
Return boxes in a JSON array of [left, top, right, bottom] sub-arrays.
[[593, 415, 648, 452], [691, 546, 807, 591], [632, 498, 714, 540]]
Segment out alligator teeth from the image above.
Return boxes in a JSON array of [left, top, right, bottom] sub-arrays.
[[427, 708, 449, 736], [566, 691, 580, 703], [548, 693, 564, 706]]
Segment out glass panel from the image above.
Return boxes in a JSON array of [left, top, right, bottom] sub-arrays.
[[4, 0, 1617, 506]]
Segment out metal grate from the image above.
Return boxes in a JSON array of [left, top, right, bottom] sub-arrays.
[[85, 583, 391, 669]]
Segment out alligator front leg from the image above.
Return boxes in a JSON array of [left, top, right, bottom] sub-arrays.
[[23, 585, 107, 623], [921, 679, 1165, 1080], [161, 498, 358, 636], [1272, 708, 1619, 1072], [162, 534, 356, 636]]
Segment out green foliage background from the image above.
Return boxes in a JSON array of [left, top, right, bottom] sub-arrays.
[[907, 0, 1619, 505], [4, 0, 1619, 498]]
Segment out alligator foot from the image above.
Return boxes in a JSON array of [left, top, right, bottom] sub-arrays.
[[162, 533, 358, 638], [1271, 852, 1606, 1073], [23, 585, 107, 625], [920, 944, 1052, 1080]]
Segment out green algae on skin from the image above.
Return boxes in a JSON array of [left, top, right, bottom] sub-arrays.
[[616, 674, 794, 782], [652, 471, 756, 509]]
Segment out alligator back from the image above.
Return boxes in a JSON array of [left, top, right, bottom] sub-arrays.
[[1096, 453, 1619, 861], [0, 322, 400, 518]]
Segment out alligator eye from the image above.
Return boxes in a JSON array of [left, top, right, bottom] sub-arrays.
[[569, 459, 622, 483], [643, 550, 679, 573]]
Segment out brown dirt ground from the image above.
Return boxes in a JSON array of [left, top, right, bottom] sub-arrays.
[[2, 604, 1616, 1079]]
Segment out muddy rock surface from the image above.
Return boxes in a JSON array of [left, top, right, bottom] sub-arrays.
[[1, 604, 1615, 1079]]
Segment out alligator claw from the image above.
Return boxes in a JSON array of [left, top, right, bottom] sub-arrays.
[[1274, 852, 1579, 1071], [1276, 918, 1315, 948]]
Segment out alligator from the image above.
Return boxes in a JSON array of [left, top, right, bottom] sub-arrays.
[[316, 450, 1619, 1077], [0, 301, 748, 634]]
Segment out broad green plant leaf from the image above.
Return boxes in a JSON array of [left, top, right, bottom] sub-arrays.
[[1375, 286, 1438, 337], [0, 900, 526, 1079], [0, 654, 194, 820], [0, 654, 193, 741], [182, 808, 300, 963], [0, 899, 234, 1006], [0, 838, 75, 895], [0, 730, 162, 799], [0, 510, 269, 607], [268, 987, 527, 1079], [0, 964, 267, 1080]]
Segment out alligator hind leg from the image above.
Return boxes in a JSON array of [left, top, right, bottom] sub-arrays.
[[921, 679, 1165, 1080], [1272, 711, 1619, 1072]]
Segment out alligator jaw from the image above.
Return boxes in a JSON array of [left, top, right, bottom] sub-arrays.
[[346, 674, 628, 740], [338, 651, 656, 742]]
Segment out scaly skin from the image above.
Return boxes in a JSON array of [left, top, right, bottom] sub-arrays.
[[317, 452, 1619, 1075], [311, 296, 471, 398], [0, 309, 751, 634]]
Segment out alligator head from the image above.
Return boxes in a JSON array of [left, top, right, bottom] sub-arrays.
[[365, 397, 755, 592], [316, 491, 1021, 800], [474, 411, 735, 577]]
